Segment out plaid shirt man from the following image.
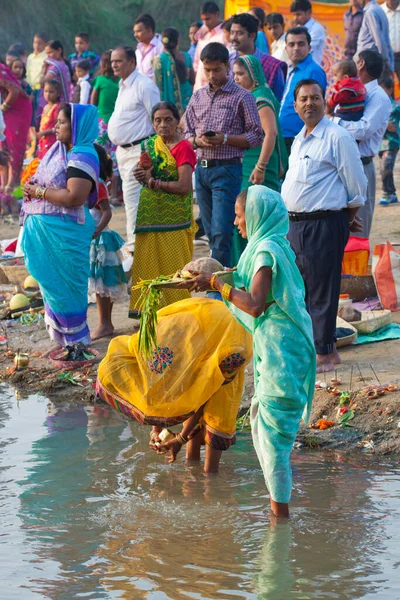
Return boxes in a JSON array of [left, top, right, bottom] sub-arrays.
[[229, 48, 287, 101], [185, 79, 263, 160], [68, 50, 100, 78]]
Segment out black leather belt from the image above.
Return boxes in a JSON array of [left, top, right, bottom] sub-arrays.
[[361, 156, 373, 165], [197, 157, 242, 168], [120, 137, 148, 149], [288, 210, 345, 222]]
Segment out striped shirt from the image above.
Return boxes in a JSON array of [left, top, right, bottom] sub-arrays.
[[184, 79, 263, 160]]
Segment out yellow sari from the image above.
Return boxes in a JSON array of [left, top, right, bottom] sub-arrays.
[[97, 298, 253, 449]]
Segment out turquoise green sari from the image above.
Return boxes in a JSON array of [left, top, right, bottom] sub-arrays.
[[153, 51, 193, 113], [227, 186, 316, 504]]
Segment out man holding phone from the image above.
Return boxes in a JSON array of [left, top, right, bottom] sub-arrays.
[[185, 42, 263, 267]]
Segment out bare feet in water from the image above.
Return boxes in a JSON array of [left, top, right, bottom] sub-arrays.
[[41, 343, 62, 358], [91, 324, 114, 341]]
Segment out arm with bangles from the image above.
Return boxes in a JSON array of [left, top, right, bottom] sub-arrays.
[[0, 79, 19, 113], [23, 177, 93, 208], [134, 163, 193, 195], [250, 105, 277, 185], [180, 266, 273, 318], [150, 403, 206, 464]]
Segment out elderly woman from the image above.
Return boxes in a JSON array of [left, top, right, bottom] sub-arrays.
[[22, 103, 99, 357], [129, 101, 197, 318], [184, 186, 316, 517]]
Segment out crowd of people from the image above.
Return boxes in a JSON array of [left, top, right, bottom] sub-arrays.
[[1, 0, 400, 517]]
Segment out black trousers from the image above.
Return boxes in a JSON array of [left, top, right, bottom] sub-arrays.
[[287, 212, 349, 355]]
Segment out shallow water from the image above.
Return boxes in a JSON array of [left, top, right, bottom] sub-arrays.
[[1, 386, 400, 600]]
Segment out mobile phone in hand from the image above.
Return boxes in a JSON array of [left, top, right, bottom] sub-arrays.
[[203, 131, 216, 137]]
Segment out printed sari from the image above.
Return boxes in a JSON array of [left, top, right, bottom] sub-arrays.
[[98, 297, 253, 450], [0, 63, 33, 183], [37, 103, 59, 159], [39, 58, 71, 110], [228, 185, 316, 504], [153, 51, 193, 114], [21, 104, 100, 348], [129, 135, 196, 318]]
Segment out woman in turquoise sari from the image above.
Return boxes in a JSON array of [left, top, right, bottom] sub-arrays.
[[182, 186, 316, 517], [232, 55, 288, 265], [22, 103, 99, 356], [153, 27, 194, 114]]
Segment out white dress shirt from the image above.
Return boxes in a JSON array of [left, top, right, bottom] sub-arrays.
[[78, 74, 91, 105], [382, 2, 400, 53], [304, 17, 326, 65], [281, 116, 367, 213], [332, 79, 392, 157], [271, 35, 290, 64], [108, 69, 160, 146]]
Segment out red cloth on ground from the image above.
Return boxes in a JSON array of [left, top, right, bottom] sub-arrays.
[[170, 140, 197, 171]]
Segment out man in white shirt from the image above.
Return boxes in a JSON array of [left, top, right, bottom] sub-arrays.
[[290, 0, 326, 65], [332, 49, 392, 238], [266, 13, 290, 64], [108, 45, 160, 252], [281, 79, 367, 373], [382, 0, 400, 82], [133, 13, 163, 80]]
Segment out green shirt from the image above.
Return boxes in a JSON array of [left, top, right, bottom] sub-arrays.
[[380, 99, 400, 151], [92, 75, 119, 123]]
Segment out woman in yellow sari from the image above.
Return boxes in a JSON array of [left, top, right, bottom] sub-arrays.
[[130, 102, 197, 318], [97, 294, 253, 473]]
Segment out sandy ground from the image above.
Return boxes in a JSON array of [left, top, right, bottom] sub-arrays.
[[1, 157, 400, 453]]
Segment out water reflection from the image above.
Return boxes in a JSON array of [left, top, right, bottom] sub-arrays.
[[0, 386, 399, 600]]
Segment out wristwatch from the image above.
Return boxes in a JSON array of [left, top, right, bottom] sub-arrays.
[[222, 133, 228, 145]]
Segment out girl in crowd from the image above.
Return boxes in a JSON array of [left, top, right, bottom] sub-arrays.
[[36, 80, 61, 159], [232, 55, 287, 264], [249, 7, 270, 54], [130, 101, 196, 318], [22, 103, 99, 357], [0, 60, 33, 206], [153, 28, 194, 113], [10, 58, 33, 98], [91, 51, 120, 202], [89, 145, 127, 340], [40, 40, 71, 109], [182, 186, 316, 517]]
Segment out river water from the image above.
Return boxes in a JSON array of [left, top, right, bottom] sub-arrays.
[[1, 385, 400, 600]]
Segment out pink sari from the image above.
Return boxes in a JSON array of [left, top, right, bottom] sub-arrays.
[[0, 63, 33, 182], [39, 58, 71, 109]]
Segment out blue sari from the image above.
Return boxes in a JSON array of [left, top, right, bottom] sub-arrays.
[[21, 104, 99, 347]]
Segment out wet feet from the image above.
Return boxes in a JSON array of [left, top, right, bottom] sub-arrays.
[[91, 324, 114, 341]]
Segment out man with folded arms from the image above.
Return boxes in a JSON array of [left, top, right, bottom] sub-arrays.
[[108, 45, 160, 252], [281, 79, 367, 373], [185, 42, 263, 267]]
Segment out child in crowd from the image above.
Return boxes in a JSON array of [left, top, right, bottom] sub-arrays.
[[26, 33, 47, 123], [265, 13, 289, 64], [68, 32, 100, 78], [249, 7, 270, 54], [188, 21, 202, 62], [378, 77, 400, 205], [326, 59, 365, 121], [222, 19, 233, 48], [36, 80, 61, 159], [72, 60, 92, 104], [89, 145, 128, 340], [10, 58, 33, 98]]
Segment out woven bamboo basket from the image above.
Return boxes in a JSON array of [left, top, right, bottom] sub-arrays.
[[0, 259, 29, 288], [336, 316, 358, 347], [349, 310, 392, 334]]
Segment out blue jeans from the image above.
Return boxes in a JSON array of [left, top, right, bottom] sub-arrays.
[[379, 149, 398, 195], [195, 162, 242, 267]]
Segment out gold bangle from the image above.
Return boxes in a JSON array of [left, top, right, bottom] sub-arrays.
[[36, 186, 47, 200], [209, 274, 218, 290], [176, 432, 188, 445], [221, 283, 232, 301]]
